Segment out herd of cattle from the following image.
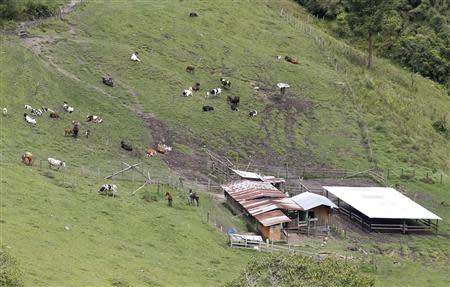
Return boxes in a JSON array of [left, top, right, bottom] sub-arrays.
[[3, 12, 301, 200]]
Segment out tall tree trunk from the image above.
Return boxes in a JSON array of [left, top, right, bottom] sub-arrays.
[[368, 31, 373, 69]]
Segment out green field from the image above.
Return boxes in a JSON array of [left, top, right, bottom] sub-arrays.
[[1, 0, 449, 286]]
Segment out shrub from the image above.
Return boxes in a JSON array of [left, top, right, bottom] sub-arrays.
[[432, 120, 448, 135], [0, 0, 19, 20], [225, 253, 374, 287], [24, 2, 53, 19], [0, 249, 24, 287]]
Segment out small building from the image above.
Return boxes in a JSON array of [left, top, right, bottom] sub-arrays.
[[222, 179, 301, 241], [290, 192, 338, 226], [254, 210, 291, 240]]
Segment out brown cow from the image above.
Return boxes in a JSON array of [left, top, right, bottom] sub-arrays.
[[146, 148, 157, 157], [186, 65, 195, 73], [64, 128, 74, 137], [285, 56, 299, 64], [21, 152, 33, 166]]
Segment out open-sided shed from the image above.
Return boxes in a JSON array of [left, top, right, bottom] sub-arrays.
[[323, 186, 441, 233]]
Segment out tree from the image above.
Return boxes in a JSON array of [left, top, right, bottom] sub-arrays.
[[346, 0, 393, 68], [225, 253, 375, 287]]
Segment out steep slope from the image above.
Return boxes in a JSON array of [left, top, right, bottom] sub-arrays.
[[1, 31, 250, 286], [0, 164, 249, 286], [1, 0, 449, 286], [18, 0, 448, 175]]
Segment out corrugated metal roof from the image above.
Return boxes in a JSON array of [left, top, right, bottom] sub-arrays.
[[273, 197, 304, 210], [323, 186, 441, 220], [291, 192, 337, 210], [255, 210, 291, 226], [262, 176, 286, 184], [231, 169, 264, 180], [222, 180, 280, 194]]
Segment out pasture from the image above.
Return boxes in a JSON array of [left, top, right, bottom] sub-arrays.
[[0, 0, 449, 286]]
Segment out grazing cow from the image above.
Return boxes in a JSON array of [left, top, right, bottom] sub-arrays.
[[85, 129, 91, 138], [86, 115, 103, 123], [102, 77, 114, 87], [64, 128, 74, 137], [186, 65, 195, 73], [48, 157, 66, 169], [166, 192, 173, 207], [97, 184, 118, 197], [227, 96, 240, 111], [2, 108, 7, 116], [156, 143, 172, 154], [49, 112, 60, 119], [121, 141, 133, 151], [24, 113, 36, 125], [220, 78, 231, 89], [202, 106, 214, 112], [63, 102, 74, 113], [189, 11, 199, 17], [206, 88, 221, 97], [249, 110, 258, 117], [30, 107, 48, 116], [182, 88, 193, 97], [21, 152, 33, 166], [285, 55, 299, 64], [24, 104, 33, 110], [131, 52, 141, 62], [146, 148, 156, 157], [276, 55, 282, 60], [191, 82, 200, 91]]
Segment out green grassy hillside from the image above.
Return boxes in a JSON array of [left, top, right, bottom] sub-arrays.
[[0, 164, 250, 286], [1, 0, 449, 286], [18, 0, 448, 173]]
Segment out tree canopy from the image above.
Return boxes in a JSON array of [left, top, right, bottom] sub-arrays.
[[225, 253, 375, 287], [297, 0, 450, 85]]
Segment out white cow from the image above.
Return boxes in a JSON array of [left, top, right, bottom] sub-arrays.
[[63, 102, 74, 113], [206, 88, 222, 97], [131, 52, 141, 62], [48, 157, 66, 169], [24, 113, 36, 125], [2, 108, 7, 116], [182, 88, 193, 97], [97, 184, 118, 197]]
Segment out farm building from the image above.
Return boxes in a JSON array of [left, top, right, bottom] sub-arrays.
[[323, 186, 441, 233], [290, 192, 338, 233], [222, 180, 301, 241]]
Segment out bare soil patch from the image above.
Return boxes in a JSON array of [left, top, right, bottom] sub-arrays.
[[137, 112, 209, 182]]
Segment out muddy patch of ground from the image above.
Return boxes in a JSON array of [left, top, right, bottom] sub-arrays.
[[137, 112, 209, 182], [267, 94, 313, 115]]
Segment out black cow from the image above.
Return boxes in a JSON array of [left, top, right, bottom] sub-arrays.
[[121, 140, 133, 151], [249, 110, 258, 117], [189, 11, 199, 17], [202, 106, 214, 112], [227, 96, 240, 111], [73, 124, 79, 137], [192, 82, 201, 91], [102, 77, 114, 87]]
